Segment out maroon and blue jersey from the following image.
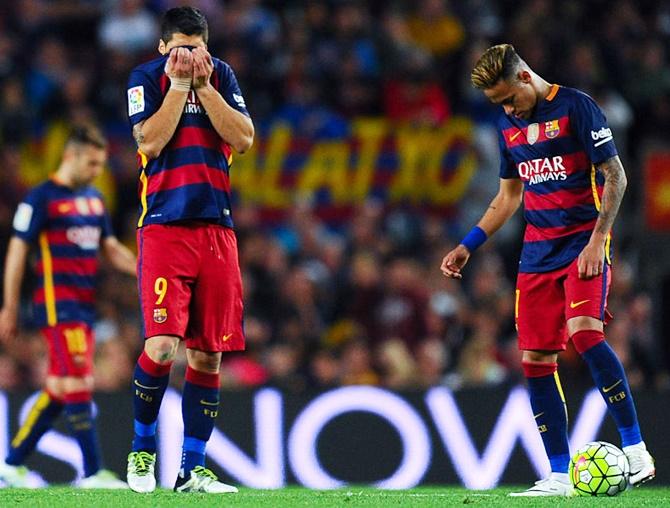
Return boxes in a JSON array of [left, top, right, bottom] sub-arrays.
[[498, 85, 618, 273], [12, 179, 112, 327], [126, 51, 249, 229]]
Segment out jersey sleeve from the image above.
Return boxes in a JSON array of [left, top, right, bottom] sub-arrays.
[[12, 188, 47, 243], [498, 128, 518, 179], [97, 194, 113, 239], [217, 62, 250, 116], [127, 68, 162, 126], [571, 92, 618, 164]]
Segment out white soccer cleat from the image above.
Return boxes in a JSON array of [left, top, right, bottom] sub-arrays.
[[624, 442, 656, 486], [79, 469, 128, 489], [127, 451, 156, 493], [174, 466, 238, 493], [509, 473, 574, 497], [0, 461, 30, 488]]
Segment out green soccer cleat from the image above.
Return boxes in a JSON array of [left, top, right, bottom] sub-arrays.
[[127, 451, 157, 493], [0, 461, 30, 488], [174, 466, 238, 493], [78, 469, 128, 489]]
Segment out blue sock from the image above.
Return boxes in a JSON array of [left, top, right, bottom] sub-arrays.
[[132, 351, 172, 453], [581, 341, 642, 447], [523, 362, 570, 473], [6, 391, 63, 466], [180, 367, 219, 477], [64, 395, 100, 477]]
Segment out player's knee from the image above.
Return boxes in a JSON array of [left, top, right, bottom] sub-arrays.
[[45, 376, 65, 399], [571, 329, 605, 354], [144, 335, 179, 364], [522, 350, 558, 364], [62, 375, 94, 394], [567, 316, 603, 336], [187, 349, 221, 373]]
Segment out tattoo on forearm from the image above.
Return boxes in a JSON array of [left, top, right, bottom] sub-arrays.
[[133, 123, 145, 147], [594, 156, 627, 235]]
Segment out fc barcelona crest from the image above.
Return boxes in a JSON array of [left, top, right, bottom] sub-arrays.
[[153, 308, 167, 323], [527, 123, 539, 145], [545, 119, 560, 139]]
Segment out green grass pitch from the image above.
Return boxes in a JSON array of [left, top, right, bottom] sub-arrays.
[[0, 486, 668, 507]]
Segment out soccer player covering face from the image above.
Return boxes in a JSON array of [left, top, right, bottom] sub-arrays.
[[441, 44, 655, 496], [125, 6, 253, 494], [0, 125, 136, 488]]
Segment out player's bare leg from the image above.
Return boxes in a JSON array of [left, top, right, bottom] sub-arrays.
[[174, 349, 237, 494], [568, 316, 655, 486], [510, 350, 573, 497], [128, 335, 178, 493]]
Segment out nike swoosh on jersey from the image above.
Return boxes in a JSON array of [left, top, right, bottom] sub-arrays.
[[533, 412, 545, 419], [602, 379, 623, 393], [510, 131, 522, 142], [134, 380, 160, 390], [200, 400, 219, 406], [569, 299, 590, 309], [222, 333, 233, 342]]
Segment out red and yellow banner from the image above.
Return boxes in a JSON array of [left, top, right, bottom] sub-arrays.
[[232, 117, 476, 220], [644, 152, 670, 231]]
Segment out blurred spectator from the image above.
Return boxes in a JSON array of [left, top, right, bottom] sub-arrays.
[[407, 0, 465, 59], [377, 338, 417, 388], [383, 54, 451, 126], [99, 0, 159, 54], [341, 340, 379, 385]]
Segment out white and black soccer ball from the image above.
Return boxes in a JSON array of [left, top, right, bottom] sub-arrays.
[[569, 441, 630, 496]]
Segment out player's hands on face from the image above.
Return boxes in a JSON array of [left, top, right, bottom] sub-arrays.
[[578, 240, 605, 279], [191, 47, 213, 89], [0, 307, 18, 343], [440, 244, 471, 280], [165, 47, 194, 80]]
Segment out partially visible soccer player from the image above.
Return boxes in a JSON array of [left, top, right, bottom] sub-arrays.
[[0, 124, 136, 488], [125, 6, 253, 494], [441, 44, 655, 496]]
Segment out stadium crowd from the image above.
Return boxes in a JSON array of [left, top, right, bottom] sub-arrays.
[[0, 0, 668, 393]]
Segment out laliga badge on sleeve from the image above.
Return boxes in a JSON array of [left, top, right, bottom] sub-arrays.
[[13, 203, 33, 232], [128, 86, 145, 116], [153, 308, 167, 323]]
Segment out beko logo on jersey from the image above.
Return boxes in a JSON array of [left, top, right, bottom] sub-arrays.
[[66, 226, 101, 250], [591, 127, 613, 147], [233, 93, 246, 108], [517, 156, 567, 185]]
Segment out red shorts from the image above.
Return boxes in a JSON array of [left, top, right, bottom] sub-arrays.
[[137, 222, 245, 352], [42, 322, 95, 377], [515, 258, 611, 351]]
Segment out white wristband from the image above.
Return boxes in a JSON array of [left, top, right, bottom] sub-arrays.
[[170, 76, 191, 92]]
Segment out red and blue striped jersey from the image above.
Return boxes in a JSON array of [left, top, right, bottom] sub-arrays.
[[498, 85, 618, 273], [12, 179, 112, 327], [127, 51, 249, 229]]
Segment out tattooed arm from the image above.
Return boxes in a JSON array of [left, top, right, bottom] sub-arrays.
[[441, 178, 523, 279], [577, 155, 627, 279]]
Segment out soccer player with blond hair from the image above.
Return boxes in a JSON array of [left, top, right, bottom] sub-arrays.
[[441, 44, 655, 496]]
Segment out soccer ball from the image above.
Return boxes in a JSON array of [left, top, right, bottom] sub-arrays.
[[569, 441, 630, 496]]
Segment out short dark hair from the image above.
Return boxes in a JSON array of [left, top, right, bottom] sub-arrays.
[[161, 6, 208, 44], [66, 123, 107, 150]]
